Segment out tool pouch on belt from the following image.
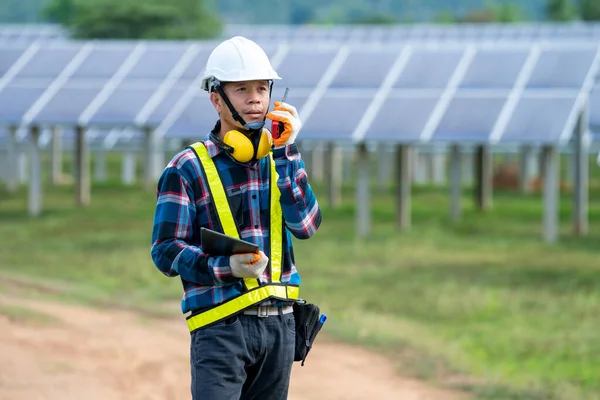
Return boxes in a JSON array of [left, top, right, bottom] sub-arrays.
[[293, 300, 324, 366]]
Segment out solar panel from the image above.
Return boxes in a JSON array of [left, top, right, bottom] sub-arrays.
[[15, 44, 81, 78], [0, 46, 28, 76], [345, 28, 370, 42], [367, 95, 439, 142], [276, 48, 338, 87], [393, 48, 463, 89], [363, 27, 388, 42], [87, 84, 161, 126], [500, 95, 577, 143], [460, 48, 529, 88], [222, 23, 600, 43], [0, 39, 597, 148], [290, 29, 321, 41], [267, 87, 310, 114], [0, 85, 46, 124], [330, 48, 402, 88], [433, 94, 509, 142], [179, 49, 212, 79], [386, 28, 410, 41], [145, 86, 188, 126], [0, 24, 67, 42], [164, 95, 216, 138], [300, 93, 371, 140], [255, 43, 281, 58], [502, 26, 537, 39], [459, 26, 489, 40], [526, 48, 598, 88], [31, 85, 102, 125], [10, 76, 55, 87], [71, 45, 135, 79], [125, 45, 188, 80], [405, 26, 434, 40]]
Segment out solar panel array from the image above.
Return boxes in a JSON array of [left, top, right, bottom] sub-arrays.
[[224, 23, 600, 43], [224, 22, 600, 141], [0, 23, 67, 43], [0, 35, 599, 146]]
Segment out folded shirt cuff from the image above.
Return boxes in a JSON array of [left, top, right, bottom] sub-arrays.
[[273, 143, 300, 160]]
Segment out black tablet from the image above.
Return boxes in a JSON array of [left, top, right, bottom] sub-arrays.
[[200, 227, 259, 256]]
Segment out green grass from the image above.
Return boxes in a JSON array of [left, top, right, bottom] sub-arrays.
[[0, 303, 59, 325], [1, 153, 600, 399]]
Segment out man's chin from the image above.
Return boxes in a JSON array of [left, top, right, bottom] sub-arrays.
[[244, 115, 265, 122]]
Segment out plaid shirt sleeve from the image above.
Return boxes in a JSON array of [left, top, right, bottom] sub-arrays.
[[150, 151, 238, 285], [273, 143, 322, 239]]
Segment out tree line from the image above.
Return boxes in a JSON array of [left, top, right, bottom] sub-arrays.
[[1, 0, 599, 40]]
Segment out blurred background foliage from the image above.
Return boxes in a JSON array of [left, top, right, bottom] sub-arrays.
[[1, 0, 600, 39]]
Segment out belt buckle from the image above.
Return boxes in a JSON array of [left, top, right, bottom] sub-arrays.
[[257, 305, 269, 318]]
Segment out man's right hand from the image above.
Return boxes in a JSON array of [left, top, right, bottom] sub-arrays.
[[230, 251, 268, 279], [267, 102, 301, 148]]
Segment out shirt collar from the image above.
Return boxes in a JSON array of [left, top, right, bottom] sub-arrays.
[[201, 120, 224, 158], [202, 134, 222, 158]]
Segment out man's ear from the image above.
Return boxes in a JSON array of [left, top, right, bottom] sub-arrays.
[[209, 92, 222, 113]]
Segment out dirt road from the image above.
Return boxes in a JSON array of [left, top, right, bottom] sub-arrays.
[[0, 295, 468, 400]]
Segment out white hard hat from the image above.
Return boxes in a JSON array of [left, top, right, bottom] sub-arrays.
[[201, 36, 281, 92]]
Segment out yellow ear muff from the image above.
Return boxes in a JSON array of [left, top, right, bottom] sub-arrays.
[[256, 128, 273, 159], [222, 129, 273, 163], [223, 130, 254, 163]]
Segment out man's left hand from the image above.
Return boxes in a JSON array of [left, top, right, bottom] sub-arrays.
[[267, 101, 302, 148]]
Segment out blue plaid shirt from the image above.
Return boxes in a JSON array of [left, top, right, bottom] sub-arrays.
[[151, 133, 322, 314]]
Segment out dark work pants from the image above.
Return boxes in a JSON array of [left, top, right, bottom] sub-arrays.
[[190, 311, 296, 400]]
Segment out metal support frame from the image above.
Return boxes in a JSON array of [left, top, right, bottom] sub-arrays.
[[519, 145, 536, 193], [5, 126, 18, 193], [28, 126, 41, 217], [395, 144, 412, 230], [377, 143, 393, 192], [431, 148, 447, 185], [143, 127, 155, 191], [474, 145, 493, 211], [325, 142, 342, 208], [121, 151, 136, 186], [450, 144, 462, 222], [75, 125, 90, 206], [51, 126, 63, 185], [311, 143, 325, 183], [572, 107, 589, 236], [94, 147, 107, 182], [542, 146, 559, 243], [413, 149, 428, 185], [356, 142, 371, 237]]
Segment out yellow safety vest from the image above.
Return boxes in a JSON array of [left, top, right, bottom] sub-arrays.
[[186, 142, 299, 333]]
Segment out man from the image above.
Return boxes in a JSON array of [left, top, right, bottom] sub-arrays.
[[150, 36, 322, 399]]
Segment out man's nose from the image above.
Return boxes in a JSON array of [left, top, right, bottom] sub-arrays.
[[248, 89, 262, 104]]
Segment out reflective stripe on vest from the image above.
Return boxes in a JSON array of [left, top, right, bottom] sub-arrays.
[[186, 142, 298, 332]]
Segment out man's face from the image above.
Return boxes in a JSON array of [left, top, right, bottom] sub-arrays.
[[210, 80, 270, 132]]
